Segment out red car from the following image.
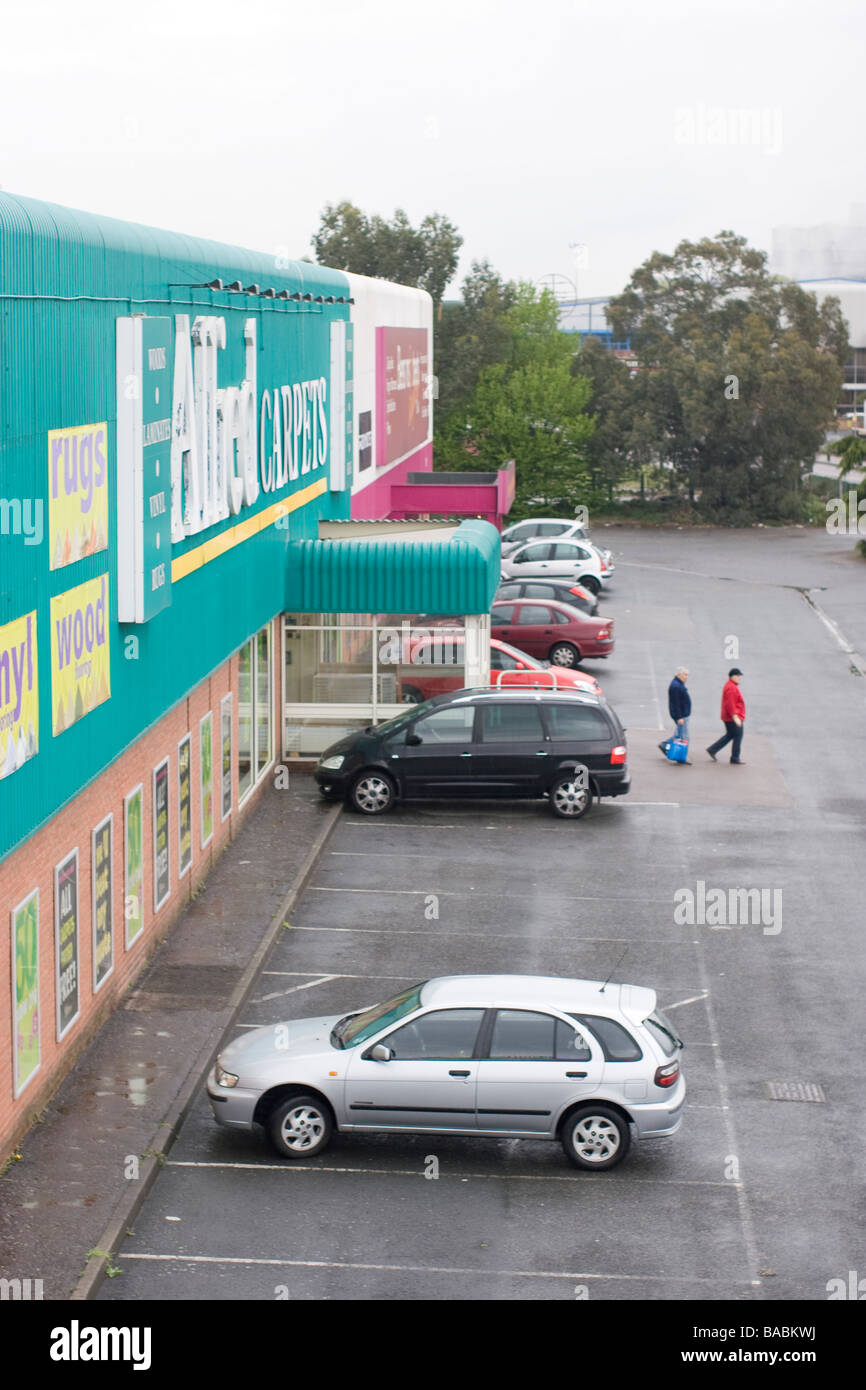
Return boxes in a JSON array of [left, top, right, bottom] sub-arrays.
[[490, 599, 613, 666], [396, 633, 603, 704]]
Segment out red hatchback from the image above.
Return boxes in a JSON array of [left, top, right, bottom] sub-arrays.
[[490, 599, 614, 666], [396, 633, 603, 704]]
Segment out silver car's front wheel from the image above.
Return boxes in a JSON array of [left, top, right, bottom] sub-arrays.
[[350, 772, 395, 815], [562, 1106, 630, 1170], [269, 1095, 333, 1159]]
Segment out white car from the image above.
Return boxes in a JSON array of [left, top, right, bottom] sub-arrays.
[[502, 517, 614, 568], [208, 974, 686, 1171], [500, 537, 611, 594]]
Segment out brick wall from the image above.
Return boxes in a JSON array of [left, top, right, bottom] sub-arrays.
[[0, 618, 283, 1160]]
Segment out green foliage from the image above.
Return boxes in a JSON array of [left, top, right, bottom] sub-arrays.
[[310, 201, 462, 304], [826, 434, 866, 469], [435, 261, 518, 412], [437, 285, 594, 512], [603, 231, 848, 522]]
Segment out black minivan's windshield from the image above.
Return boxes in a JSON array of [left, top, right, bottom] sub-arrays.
[[331, 985, 425, 1049], [373, 704, 435, 738]]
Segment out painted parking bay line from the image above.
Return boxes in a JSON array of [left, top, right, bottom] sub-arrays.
[[119, 1251, 753, 1286], [165, 1160, 741, 1188], [308, 886, 672, 903]]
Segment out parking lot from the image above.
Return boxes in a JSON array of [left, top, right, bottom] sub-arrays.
[[100, 527, 866, 1302]]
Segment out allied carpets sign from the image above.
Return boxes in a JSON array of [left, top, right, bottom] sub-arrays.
[[376, 326, 429, 467], [55, 850, 80, 1039], [11, 888, 40, 1096], [48, 422, 108, 570], [50, 573, 110, 734], [0, 609, 38, 780], [92, 815, 113, 991], [116, 310, 342, 622]]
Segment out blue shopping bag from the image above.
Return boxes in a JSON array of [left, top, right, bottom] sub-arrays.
[[662, 738, 689, 763]]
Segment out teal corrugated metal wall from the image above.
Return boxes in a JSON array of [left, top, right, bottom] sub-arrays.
[[0, 192, 352, 860], [284, 520, 501, 615]]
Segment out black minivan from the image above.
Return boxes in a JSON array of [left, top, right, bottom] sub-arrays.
[[314, 688, 630, 819]]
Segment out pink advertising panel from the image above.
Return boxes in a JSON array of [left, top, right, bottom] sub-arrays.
[[376, 327, 430, 468]]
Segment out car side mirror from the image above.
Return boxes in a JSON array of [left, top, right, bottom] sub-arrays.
[[369, 1044, 392, 1062], [407, 732, 422, 746]]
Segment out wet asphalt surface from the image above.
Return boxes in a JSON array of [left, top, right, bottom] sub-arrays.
[[99, 526, 866, 1302]]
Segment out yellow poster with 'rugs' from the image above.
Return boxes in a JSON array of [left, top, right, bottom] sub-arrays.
[[50, 574, 111, 735], [48, 422, 108, 570]]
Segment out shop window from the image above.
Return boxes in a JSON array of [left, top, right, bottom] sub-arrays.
[[238, 624, 273, 803]]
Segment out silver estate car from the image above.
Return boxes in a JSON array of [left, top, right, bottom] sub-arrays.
[[208, 975, 686, 1171]]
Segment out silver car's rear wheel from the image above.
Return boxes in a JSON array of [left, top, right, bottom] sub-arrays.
[[549, 772, 592, 819], [350, 772, 395, 815], [269, 1095, 333, 1159], [562, 1106, 630, 1170]]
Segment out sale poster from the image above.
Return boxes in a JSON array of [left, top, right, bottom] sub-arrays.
[[12, 889, 40, 1096], [124, 785, 144, 947], [178, 735, 192, 877], [55, 850, 80, 1039], [200, 712, 213, 847], [92, 815, 113, 990], [153, 759, 170, 911]]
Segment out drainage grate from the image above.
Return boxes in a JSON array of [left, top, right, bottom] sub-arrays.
[[763, 1081, 826, 1103]]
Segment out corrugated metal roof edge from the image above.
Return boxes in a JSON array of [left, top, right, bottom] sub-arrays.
[[0, 190, 348, 294], [284, 518, 501, 613]]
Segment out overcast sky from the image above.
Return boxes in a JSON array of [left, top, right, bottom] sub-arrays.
[[0, 0, 858, 299]]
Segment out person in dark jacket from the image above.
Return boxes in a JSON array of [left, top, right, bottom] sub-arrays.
[[707, 668, 746, 764], [660, 667, 692, 762]]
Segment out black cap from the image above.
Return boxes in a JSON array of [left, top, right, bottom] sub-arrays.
[[729, 667, 743, 677]]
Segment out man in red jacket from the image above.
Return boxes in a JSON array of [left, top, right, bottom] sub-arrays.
[[706, 669, 746, 764]]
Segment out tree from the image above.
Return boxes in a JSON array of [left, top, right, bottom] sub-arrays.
[[310, 201, 462, 304], [435, 260, 518, 412], [437, 286, 595, 511], [606, 231, 848, 520]]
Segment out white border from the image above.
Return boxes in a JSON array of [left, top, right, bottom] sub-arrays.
[[11, 887, 41, 1099], [199, 712, 214, 848], [91, 813, 114, 994], [220, 693, 233, 822], [153, 758, 171, 911], [177, 733, 192, 877], [54, 847, 81, 1041], [124, 783, 145, 949]]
